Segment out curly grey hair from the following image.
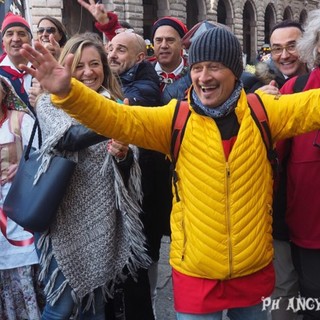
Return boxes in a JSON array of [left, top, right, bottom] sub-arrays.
[[297, 9, 320, 68]]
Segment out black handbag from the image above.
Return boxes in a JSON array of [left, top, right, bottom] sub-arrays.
[[3, 118, 76, 232]]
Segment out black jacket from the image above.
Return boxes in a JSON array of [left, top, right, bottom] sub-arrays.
[[120, 60, 162, 106], [120, 60, 172, 261]]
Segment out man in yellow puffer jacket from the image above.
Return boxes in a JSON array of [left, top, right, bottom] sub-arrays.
[[19, 28, 320, 320]]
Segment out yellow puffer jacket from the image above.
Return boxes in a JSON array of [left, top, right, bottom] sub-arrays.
[[52, 79, 320, 280]]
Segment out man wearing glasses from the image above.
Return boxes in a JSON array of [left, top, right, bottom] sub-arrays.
[[0, 12, 34, 112], [270, 20, 307, 83], [268, 20, 308, 320], [244, 20, 307, 94], [244, 19, 309, 320], [274, 9, 320, 320]]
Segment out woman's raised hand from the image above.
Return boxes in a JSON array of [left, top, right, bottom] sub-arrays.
[[19, 42, 73, 98]]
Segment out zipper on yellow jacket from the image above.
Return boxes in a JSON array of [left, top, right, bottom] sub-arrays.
[[225, 161, 232, 279]]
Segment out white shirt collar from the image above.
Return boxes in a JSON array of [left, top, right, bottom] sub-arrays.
[[155, 57, 184, 76]]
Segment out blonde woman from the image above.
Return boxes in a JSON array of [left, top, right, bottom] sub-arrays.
[[34, 33, 149, 319]]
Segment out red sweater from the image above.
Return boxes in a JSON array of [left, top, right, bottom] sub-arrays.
[[279, 67, 320, 248], [95, 11, 122, 41]]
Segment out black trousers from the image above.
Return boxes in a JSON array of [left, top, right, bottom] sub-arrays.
[[105, 267, 155, 320], [291, 243, 320, 320]]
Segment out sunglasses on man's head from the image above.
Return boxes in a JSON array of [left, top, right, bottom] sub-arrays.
[[37, 27, 57, 35]]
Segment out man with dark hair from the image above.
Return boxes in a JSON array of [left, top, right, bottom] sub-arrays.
[[243, 20, 307, 94], [267, 19, 308, 320], [244, 19, 308, 320], [272, 10, 320, 320], [269, 20, 306, 82]]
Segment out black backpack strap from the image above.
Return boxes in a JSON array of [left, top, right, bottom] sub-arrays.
[[170, 100, 191, 201], [293, 73, 310, 93], [247, 93, 279, 177]]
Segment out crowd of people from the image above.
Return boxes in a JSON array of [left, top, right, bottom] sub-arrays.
[[1, 0, 320, 319]]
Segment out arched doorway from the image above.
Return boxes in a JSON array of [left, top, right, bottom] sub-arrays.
[[186, 0, 199, 29], [264, 4, 276, 43], [62, 0, 99, 37], [299, 10, 308, 24], [143, 0, 157, 39], [243, 1, 256, 64], [217, 0, 227, 25], [217, 0, 233, 29], [283, 6, 293, 20]]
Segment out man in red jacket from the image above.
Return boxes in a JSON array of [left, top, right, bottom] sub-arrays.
[[275, 9, 320, 320]]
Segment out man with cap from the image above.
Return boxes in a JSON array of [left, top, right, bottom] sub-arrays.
[[0, 12, 33, 112], [20, 26, 320, 320], [151, 16, 188, 92], [161, 20, 222, 104]]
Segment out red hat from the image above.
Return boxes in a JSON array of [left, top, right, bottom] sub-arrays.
[[151, 17, 188, 39], [1, 12, 32, 37]]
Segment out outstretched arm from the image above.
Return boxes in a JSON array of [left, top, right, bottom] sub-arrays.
[[77, 0, 120, 40], [19, 42, 73, 98]]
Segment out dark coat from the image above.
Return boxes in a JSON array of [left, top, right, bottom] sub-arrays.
[[162, 73, 191, 104], [121, 60, 162, 106], [120, 60, 172, 261]]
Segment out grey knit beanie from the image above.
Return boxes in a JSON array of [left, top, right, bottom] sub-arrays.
[[188, 27, 243, 79]]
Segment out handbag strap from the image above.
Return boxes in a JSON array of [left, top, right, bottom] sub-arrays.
[[0, 208, 34, 246], [24, 117, 42, 161]]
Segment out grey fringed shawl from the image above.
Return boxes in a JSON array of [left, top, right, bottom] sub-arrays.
[[35, 94, 150, 315]]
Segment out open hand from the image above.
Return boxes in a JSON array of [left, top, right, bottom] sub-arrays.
[[77, 0, 109, 25], [19, 42, 73, 98]]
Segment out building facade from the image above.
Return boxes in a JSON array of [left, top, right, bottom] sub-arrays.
[[1, 0, 319, 64]]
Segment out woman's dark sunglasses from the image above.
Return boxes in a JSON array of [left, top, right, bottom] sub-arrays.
[[37, 27, 57, 34]]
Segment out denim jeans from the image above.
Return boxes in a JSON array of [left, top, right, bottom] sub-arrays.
[[176, 302, 268, 320], [35, 234, 105, 320]]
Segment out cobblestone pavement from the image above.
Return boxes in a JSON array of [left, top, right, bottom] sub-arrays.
[[155, 236, 175, 320]]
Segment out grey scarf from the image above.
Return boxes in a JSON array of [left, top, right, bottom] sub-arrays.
[[192, 81, 243, 118], [35, 94, 150, 317]]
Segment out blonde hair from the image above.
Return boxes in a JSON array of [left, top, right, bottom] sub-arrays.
[[59, 33, 123, 101]]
